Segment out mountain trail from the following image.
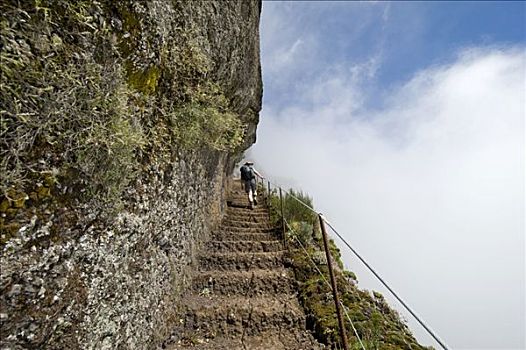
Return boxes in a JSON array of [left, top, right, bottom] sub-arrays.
[[166, 180, 323, 350]]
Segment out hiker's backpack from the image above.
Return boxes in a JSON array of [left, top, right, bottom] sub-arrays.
[[240, 165, 254, 181]]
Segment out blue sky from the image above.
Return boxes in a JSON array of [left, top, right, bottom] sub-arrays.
[[378, 2, 525, 85], [261, 1, 525, 111], [251, 2, 525, 349]]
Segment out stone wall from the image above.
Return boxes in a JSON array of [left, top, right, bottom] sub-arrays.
[[0, 1, 262, 349], [2, 152, 229, 349]]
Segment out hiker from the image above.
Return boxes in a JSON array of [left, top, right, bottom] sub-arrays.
[[240, 161, 263, 209]]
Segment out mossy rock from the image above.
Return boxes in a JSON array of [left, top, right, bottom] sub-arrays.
[[37, 186, 51, 200], [373, 291, 384, 299], [43, 174, 56, 187], [1, 222, 20, 239], [29, 192, 39, 202], [13, 196, 27, 208], [5, 190, 28, 209], [0, 199, 10, 212], [125, 64, 160, 95], [5, 208, 18, 218]]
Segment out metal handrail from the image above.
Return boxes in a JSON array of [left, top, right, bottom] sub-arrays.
[[256, 174, 450, 350], [285, 217, 366, 350], [319, 213, 349, 350], [258, 175, 349, 348]]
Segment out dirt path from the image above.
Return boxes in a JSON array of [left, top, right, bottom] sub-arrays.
[[167, 180, 323, 349]]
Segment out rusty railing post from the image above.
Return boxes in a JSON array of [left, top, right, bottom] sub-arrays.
[[267, 180, 271, 220], [319, 214, 349, 350], [279, 188, 286, 248]]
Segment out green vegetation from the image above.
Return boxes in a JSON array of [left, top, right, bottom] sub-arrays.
[[171, 82, 245, 151], [265, 187, 432, 349], [0, 1, 246, 241]]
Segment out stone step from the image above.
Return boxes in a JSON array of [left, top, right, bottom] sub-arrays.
[[227, 196, 268, 202], [217, 225, 277, 234], [211, 231, 280, 242], [223, 213, 270, 224], [227, 200, 269, 207], [226, 205, 269, 212], [229, 185, 268, 192], [220, 219, 275, 229], [225, 212, 271, 221], [198, 252, 284, 271], [168, 330, 323, 350], [191, 269, 295, 296], [226, 206, 269, 214], [227, 206, 270, 213], [225, 211, 270, 219], [228, 194, 270, 201], [206, 240, 283, 253], [177, 295, 306, 338]]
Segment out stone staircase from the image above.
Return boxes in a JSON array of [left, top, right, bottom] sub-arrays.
[[167, 180, 323, 350]]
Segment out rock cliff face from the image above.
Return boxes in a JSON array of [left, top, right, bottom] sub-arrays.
[[0, 1, 262, 349]]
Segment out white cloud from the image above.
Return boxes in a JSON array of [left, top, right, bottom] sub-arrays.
[[265, 38, 305, 74], [349, 53, 382, 82], [259, 1, 391, 108], [250, 47, 525, 349]]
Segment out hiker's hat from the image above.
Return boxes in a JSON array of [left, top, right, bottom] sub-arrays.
[[245, 160, 254, 165]]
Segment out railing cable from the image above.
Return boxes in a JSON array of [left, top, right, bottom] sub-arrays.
[[280, 186, 318, 214], [339, 301, 367, 350], [323, 219, 450, 350], [259, 175, 450, 350], [257, 175, 318, 215], [284, 218, 366, 350]]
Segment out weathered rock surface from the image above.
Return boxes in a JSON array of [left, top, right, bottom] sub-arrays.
[[0, 1, 262, 349]]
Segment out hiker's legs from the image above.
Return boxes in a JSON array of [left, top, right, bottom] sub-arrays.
[[251, 180, 258, 205], [244, 180, 254, 207], [244, 179, 257, 208]]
